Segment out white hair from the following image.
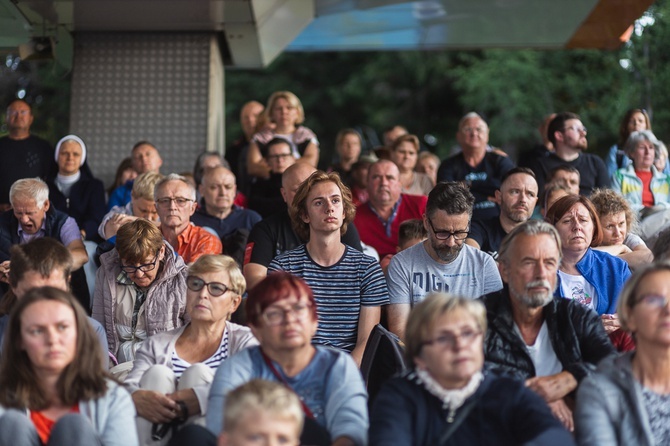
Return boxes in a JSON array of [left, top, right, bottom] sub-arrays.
[[9, 178, 49, 209]]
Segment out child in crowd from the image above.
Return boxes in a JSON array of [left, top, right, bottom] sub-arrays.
[[379, 219, 427, 274], [218, 380, 303, 446]]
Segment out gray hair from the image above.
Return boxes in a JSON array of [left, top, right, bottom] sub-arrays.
[[154, 173, 196, 200], [498, 220, 562, 265], [617, 261, 670, 332], [624, 130, 661, 159], [458, 112, 487, 130], [9, 178, 49, 209]]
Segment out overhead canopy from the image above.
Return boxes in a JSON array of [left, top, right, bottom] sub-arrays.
[[0, 0, 656, 68]]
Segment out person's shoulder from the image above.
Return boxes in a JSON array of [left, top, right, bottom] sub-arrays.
[[400, 193, 428, 209], [461, 242, 493, 260]]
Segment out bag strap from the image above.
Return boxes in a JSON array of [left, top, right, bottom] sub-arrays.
[[259, 348, 316, 420], [438, 394, 480, 445]]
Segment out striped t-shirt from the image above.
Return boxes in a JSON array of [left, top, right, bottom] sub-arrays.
[[171, 327, 229, 379], [268, 244, 389, 351]]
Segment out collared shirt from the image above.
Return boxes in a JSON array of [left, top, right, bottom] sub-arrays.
[[18, 215, 81, 246], [174, 222, 222, 264], [368, 196, 402, 238]]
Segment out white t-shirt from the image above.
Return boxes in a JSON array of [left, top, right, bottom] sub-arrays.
[[514, 321, 562, 377], [386, 242, 503, 305], [558, 270, 597, 310]]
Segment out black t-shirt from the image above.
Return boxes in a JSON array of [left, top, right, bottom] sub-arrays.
[[529, 152, 610, 196], [0, 135, 54, 204], [246, 209, 363, 267], [437, 151, 515, 221], [468, 217, 506, 260]]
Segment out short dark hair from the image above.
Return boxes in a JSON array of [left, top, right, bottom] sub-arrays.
[[548, 165, 580, 183], [398, 219, 427, 246], [547, 112, 580, 146], [131, 140, 156, 153], [653, 228, 670, 261], [263, 137, 292, 159], [500, 167, 535, 186], [425, 181, 474, 219]]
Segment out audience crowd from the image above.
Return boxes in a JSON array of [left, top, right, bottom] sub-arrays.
[[0, 95, 670, 446]]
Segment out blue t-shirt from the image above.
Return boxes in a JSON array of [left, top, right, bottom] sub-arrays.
[[268, 244, 389, 351]]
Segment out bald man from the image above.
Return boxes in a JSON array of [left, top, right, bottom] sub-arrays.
[[243, 162, 362, 289], [192, 166, 261, 240]]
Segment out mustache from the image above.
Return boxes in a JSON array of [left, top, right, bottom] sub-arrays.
[[526, 280, 552, 291]]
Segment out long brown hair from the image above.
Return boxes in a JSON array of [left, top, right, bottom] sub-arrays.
[[0, 287, 107, 410]]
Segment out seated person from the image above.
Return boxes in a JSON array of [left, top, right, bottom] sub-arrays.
[[0, 287, 138, 445], [415, 151, 440, 187], [99, 172, 164, 240], [191, 166, 261, 263], [206, 272, 368, 446], [328, 128, 362, 186], [379, 218, 427, 274], [484, 220, 616, 432], [126, 255, 257, 444], [248, 137, 297, 218], [590, 188, 653, 270], [354, 160, 427, 258], [466, 167, 538, 258], [155, 174, 222, 264], [547, 165, 580, 195], [390, 134, 434, 196], [540, 181, 571, 218], [268, 171, 388, 365], [546, 195, 632, 332], [108, 141, 162, 210], [93, 219, 188, 365], [386, 182, 502, 341], [244, 162, 362, 290], [0, 178, 90, 309], [47, 134, 106, 242], [370, 293, 574, 446], [0, 237, 108, 364]]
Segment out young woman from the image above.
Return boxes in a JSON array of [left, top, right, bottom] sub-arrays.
[[0, 287, 138, 446]]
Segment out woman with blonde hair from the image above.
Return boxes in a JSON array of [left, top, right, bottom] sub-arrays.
[[246, 91, 319, 179], [370, 293, 572, 445]]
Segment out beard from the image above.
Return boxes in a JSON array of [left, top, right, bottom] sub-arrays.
[[431, 239, 463, 263], [512, 280, 556, 308]]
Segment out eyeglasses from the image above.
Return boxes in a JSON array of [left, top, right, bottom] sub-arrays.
[[461, 126, 487, 135], [422, 329, 482, 349], [186, 276, 231, 297], [121, 252, 160, 274], [267, 153, 293, 161], [262, 303, 312, 326], [563, 126, 587, 134], [426, 218, 469, 241], [155, 197, 194, 208], [636, 294, 670, 309], [7, 110, 29, 117]]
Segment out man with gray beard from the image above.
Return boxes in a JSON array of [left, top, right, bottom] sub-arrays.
[[482, 220, 615, 433], [386, 181, 502, 341]]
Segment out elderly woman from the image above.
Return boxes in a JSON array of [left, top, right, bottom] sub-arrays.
[[590, 188, 653, 270], [575, 262, 670, 445], [47, 135, 106, 242], [606, 108, 653, 177], [206, 272, 368, 446], [93, 219, 187, 366], [126, 255, 257, 444], [268, 170, 388, 365], [369, 293, 573, 446], [247, 91, 319, 179], [391, 134, 434, 196], [546, 195, 632, 333], [0, 287, 138, 445]]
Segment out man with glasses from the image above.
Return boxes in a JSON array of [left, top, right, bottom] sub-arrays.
[[386, 181, 502, 341], [437, 112, 515, 222], [529, 112, 610, 197], [483, 220, 615, 432], [155, 173, 222, 264], [248, 137, 297, 218], [0, 99, 55, 211]]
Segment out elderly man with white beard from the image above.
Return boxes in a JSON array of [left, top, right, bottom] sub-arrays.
[[482, 220, 615, 434]]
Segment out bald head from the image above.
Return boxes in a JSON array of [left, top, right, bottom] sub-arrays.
[[241, 101, 264, 140], [281, 162, 317, 207], [200, 166, 237, 215]]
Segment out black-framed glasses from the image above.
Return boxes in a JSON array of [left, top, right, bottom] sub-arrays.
[[121, 252, 160, 274], [155, 197, 194, 208], [186, 276, 231, 297], [267, 153, 293, 161], [636, 294, 670, 309], [262, 303, 312, 326], [422, 329, 482, 349], [426, 218, 469, 241]]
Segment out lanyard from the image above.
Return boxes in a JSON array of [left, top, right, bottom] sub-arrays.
[[259, 348, 315, 420]]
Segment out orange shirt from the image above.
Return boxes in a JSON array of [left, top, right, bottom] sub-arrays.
[[30, 405, 80, 444], [176, 223, 222, 264]]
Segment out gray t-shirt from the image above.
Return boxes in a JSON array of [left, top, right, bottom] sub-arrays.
[[387, 242, 503, 305]]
